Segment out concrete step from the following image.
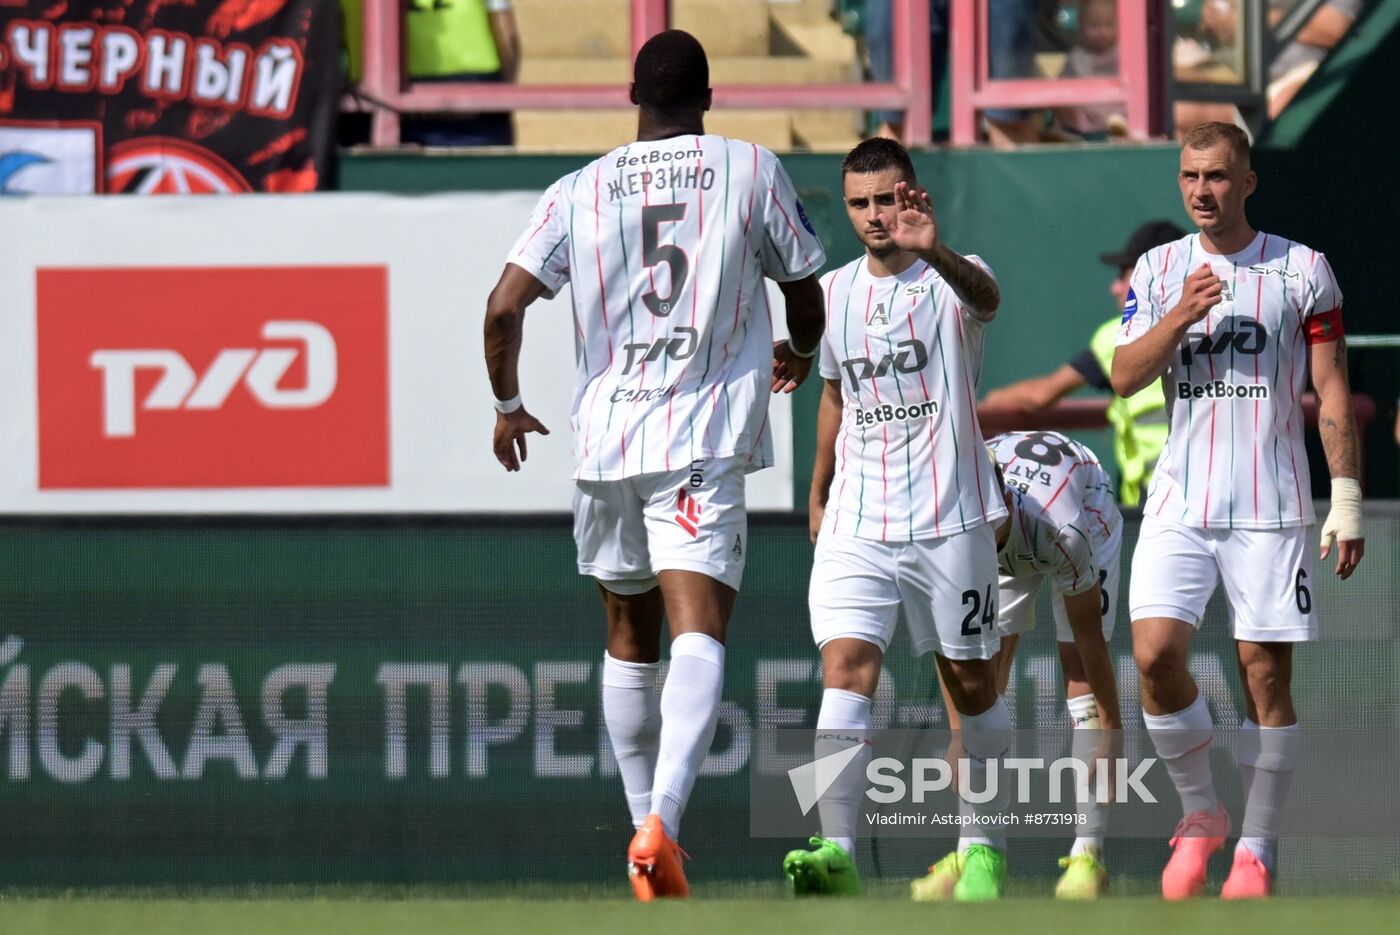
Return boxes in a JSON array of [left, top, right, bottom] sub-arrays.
[[515, 0, 631, 59], [519, 55, 857, 85], [771, 18, 858, 63], [791, 108, 863, 151], [769, 0, 847, 27], [513, 108, 793, 153], [673, 0, 772, 57]]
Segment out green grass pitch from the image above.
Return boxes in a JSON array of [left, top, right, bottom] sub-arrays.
[[3, 887, 1399, 935]]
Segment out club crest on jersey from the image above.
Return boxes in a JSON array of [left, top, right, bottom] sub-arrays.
[[866, 301, 893, 334], [1121, 287, 1138, 323], [796, 199, 816, 235]]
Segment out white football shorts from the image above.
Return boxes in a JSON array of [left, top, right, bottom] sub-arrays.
[[998, 529, 1121, 642], [573, 457, 748, 593], [1129, 516, 1318, 642], [809, 522, 1001, 660]]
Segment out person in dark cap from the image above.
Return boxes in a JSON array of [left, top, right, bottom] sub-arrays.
[[983, 219, 1186, 505]]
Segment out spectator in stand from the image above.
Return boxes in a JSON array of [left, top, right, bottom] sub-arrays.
[[983, 0, 1044, 147], [401, 0, 521, 147], [1267, 0, 1366, 118], [1055, 0, 1126, 138], [865, 0, 1044, 148], [865, 0, 949, 143]]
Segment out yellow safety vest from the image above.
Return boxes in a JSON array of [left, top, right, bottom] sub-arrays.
[[1090, 318, 1169, 507], [341, 0, 502, 83]]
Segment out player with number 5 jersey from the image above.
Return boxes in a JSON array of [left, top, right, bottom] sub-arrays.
[[506, 99, 824, 483], [484, 31, 827, 903], [1111, 123, 1365, 902], [783, 139, 1011, 903]]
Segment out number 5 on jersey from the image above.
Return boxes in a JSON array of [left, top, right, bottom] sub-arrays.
[[641, 204, 690, 317]]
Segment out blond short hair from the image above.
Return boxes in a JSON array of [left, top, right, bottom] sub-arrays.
[[1181, 122, 1251, 170]]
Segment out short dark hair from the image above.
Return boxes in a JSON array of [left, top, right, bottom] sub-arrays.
[[1181, 122, 1251, 169], [633, 30, 710, 111], [841, 137, 916, 183]]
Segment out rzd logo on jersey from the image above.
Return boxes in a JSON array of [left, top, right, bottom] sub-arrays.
[[1178, 317, 1267, 367], [37, 267, 389, 489]]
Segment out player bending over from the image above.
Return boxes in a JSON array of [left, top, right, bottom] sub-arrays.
[[980, 430, 1124, 899]]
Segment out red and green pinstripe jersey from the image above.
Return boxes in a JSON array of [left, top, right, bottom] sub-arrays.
[[988, 431, 1121, 594], [1116, 231, 1344, 529], [817, 254, 1007, 542], [507, 135, 825, 481]]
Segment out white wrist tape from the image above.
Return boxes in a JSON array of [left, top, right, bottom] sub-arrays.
[[1320, 477, 1363, 550], [787, 338, 819, 360], [493, 393, 523, 414]]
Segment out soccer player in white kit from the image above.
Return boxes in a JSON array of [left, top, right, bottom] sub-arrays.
[[985, 430, 1123, 899], [1111, 123, 1365, 900], [483, 30, 827, 901], [780, 139, 1011, 902]]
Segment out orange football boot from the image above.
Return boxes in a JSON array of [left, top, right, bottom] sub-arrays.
[[627, 814, 690, 901]]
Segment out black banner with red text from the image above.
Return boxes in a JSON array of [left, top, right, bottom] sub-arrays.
[[0, 0, 338, 193]]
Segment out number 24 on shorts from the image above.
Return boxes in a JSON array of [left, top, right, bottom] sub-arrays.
[[960, 585, 996, 635]]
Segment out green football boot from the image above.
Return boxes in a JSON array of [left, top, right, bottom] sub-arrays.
[[1055, 847, 1109, 899], [951, 844, 1007, 902], [783, 836, 861, 896], [910, 850, 964, 902]]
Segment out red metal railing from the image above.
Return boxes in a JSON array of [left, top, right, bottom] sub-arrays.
[[948, 0, 1158, 145], [357, 0, 930, 147]]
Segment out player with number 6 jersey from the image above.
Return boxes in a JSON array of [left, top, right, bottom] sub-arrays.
[[484, 30, 827, 903], [1111, 123, 1365, 902]]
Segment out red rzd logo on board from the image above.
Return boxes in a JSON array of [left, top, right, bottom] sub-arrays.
[[37, 266, 389, 489]]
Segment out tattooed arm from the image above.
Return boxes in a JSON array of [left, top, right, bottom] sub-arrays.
[[1311, 333, 1365, 578], [926, 242, 1001, 320], [1311, 335, 1361, 480]]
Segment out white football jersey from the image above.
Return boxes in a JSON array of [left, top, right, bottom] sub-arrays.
[[818, 254, 1007, 541], [508, 134, 826, 480], [1116, 231, 1343, 529], [988, 431, 1120, 594]]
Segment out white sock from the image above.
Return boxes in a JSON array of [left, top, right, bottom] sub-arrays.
[[957, 697, 1012, 852], [1143, 694, 1219, 815], [1068, 693, 1106, 853], [650, 632, 725, 839], [814, 687, 872, 860], [602, 653, 661, 829], [1235, 719, 1299, 874]]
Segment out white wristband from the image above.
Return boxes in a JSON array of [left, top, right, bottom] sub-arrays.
[[493, 393, 523, 414], [1320, 477, 1363, 549], [788, 338, 818, 360]]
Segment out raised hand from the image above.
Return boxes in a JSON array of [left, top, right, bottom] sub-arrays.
[[888, 180, 941, 255]]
